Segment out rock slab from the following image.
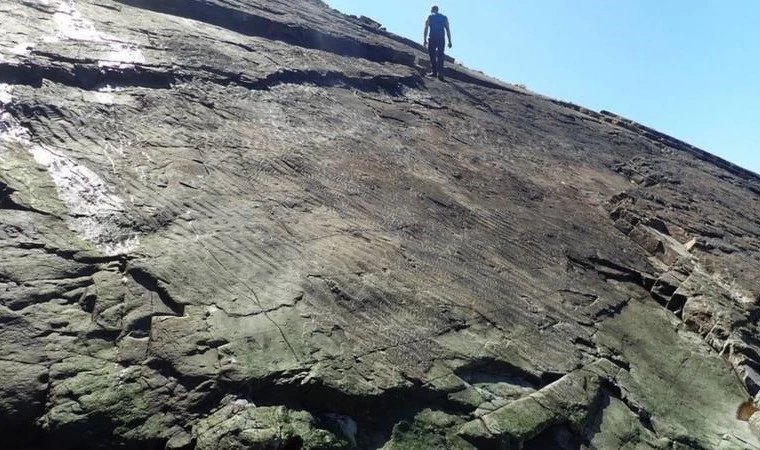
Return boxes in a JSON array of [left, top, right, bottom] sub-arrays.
[[2, 1, 760, 449]]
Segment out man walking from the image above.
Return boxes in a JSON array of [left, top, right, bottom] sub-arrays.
[[424, 5, 452, 81]]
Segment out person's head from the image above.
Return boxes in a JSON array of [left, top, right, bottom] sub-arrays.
[[431, 5, 439, 13]]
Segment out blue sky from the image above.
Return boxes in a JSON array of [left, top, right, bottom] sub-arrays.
[[327, 1, 759, 175]]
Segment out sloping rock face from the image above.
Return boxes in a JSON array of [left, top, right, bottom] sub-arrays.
[[2, 1, 760, 449]]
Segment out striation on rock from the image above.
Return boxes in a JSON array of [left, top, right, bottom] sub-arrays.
[[1, 1, 760, 449]]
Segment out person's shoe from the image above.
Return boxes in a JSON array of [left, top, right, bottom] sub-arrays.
[[427, 71, 438, 78], [438, 74, 445, 81]]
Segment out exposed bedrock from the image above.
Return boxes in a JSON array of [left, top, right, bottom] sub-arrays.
[[2, 0, 760, 449]]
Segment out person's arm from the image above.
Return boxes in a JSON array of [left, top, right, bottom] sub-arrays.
[[445, 18, 452, 48], [424, 17, 430, 45]]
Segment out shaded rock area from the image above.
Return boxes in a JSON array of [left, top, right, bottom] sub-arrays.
[[1, 1, 760, 449]]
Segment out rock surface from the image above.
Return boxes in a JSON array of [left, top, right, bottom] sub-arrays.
[[2, 1, 760, 449]]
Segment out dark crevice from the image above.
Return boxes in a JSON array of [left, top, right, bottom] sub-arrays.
[[650, 279, 678, 301], [540, 372, 566, 386], [127, 267, 186, 317], [523, 423, 583, 450], [569, 252, 683, 318], [1, 59, 422, 99], [242, 69, 423, 95], [79, 291, 97, 314], [603, 384, 657, 436], [593, 297, 632, 319], [144, 358, 218, 394], [567, 254, 644, 285], [0, 61, 176, 90], [569, 254, 684, 320], [125, 316, 152, 339], [85, 329, 122, 342], [16, 0, 57, 14], [0, 181, 57, 217], [227, 371, 473, 416], [98, 358, 472, 450], [15, 241, 131, 266], [217, 371, 473, 449], [181, 61, 424, 94], [282, 436, 304, 450], [665, 293, 687, 318], [5, 252, 103, 282], [452, 357, 548, 390], [644, 217, 671, 235], [1, 424, 57, 450], [603, 354, 631, 372], [41, 414, 169, 450], [6, 279, 94, 312], [587, 257, 644, 284], [581, 387, 658, 450], [112, 0, 417, 67]]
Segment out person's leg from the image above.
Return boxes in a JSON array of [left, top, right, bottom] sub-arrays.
[[427, 41, 438, 76], [436, 43, 445, 79], [429, 35, 445, 79]]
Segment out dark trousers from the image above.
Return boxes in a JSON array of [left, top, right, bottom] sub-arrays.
[[428, 35, 445, 75]]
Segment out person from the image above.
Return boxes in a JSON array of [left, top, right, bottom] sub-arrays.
[[423, 5, 452, 81]]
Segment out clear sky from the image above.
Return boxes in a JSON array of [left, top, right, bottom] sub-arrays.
[[326, 1, 759, 175]]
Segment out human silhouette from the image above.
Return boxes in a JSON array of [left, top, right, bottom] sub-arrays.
[[423, 5, 452, 81]]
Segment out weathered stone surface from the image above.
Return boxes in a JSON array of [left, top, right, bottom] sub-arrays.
[[2, 0, 760, 449], [596, 300, 757, 448], [193, 401, 347, 450], [458, 362, 608, 448]]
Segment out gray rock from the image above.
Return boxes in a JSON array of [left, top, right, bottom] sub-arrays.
[[1, 0, 760, 448]]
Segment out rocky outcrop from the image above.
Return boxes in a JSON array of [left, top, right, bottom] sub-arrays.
[[2, 1, 760, 449]]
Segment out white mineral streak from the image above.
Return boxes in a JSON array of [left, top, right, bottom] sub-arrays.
[[0, 85, 138, 255], [28, 145, 140, 255], [51, 0, 102, 42], [99, 43, 145, 69], [98, 85, 123, 93], [9, 42, 34, 56], [0, 111, 28, 145], [0, 84, 29, 146], [0, 1, 142, 254], [93, 92, 114, 105], [0, 84, 14, 106], [49, 0, 145, 68]]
